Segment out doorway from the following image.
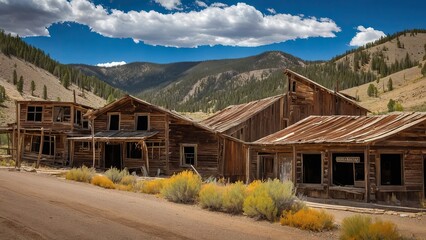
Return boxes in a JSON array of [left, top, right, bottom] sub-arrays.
[[259, 155, 275, 180], [105, 143, 122, 169]]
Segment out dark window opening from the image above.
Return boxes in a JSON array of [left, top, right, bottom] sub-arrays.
[[82, 120, 89, 129], [27, 106, 42, 122], [302, 154, 321, 184], [136, 115, 148, 130], [292, 81, 296, 92], [182, 145, 196, 166], [80, 142, 90, 151], [259, 155, 274, 180], [54, 106, 71, 122], [381, 154, 402, 185], [109, 114, 119, 130], [127, 142, 142, 159], [332, 153, 364, 186], [31, 136, 41, 152], [75, 110, 82, 125]]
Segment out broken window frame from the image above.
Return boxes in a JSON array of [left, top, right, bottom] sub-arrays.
[[331, 152, 365, 187], [180, 144, 197, 167], [126, 142, 142, 159], [135, 114, 149, 131], [108, 112, 120, 130], [53, 106, 71, 123], [80, 142, 90, 151]]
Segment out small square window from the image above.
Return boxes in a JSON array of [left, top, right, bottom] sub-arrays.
[[136, 115, 149, 131], [127, 142, 142, 159], [27, 106, 43, 122], [109, 114, 120, 130]]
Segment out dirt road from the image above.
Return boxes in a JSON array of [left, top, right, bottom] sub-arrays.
[[0, 169, 331, 240]]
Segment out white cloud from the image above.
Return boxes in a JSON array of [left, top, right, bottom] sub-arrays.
[[210, 2, 227, 8], [0, 0, 341, 48], [349, 26, 386, 47], [195, 0, 207, 8], [96, 61, 126, 67], [154, 0, 182, 10], [267, 8, 276, 14]]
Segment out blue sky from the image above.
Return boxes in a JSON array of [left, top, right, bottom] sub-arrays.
[[0, 0, 425, 66]]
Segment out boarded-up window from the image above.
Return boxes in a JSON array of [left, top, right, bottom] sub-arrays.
[[109, 114, 120, 130], [27, 106, 42, 122], [127, 142, 142, 159], [136, 115, 149, 130], [181, 144, 197, 166], [380, 154, 402, 185], [302, 153, 321, 184], [54, 106, 71, 122]]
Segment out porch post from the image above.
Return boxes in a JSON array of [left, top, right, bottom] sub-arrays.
[[36, 128, 44, 168], [245, 146, 250, 184], [91, 119, 96, 168], [364, 145, 370, 203]]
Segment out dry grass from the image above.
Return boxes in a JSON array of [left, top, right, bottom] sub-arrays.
[[222, 181, 246, 214], [280, 208, 334, 231], [137, 179, 166, 194], [199, 183, 224, 211], [65, 166, 95, 183], [161, 170, 202, 203]]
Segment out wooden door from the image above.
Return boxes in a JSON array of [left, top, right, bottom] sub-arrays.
[[277, 153, 292, 182]]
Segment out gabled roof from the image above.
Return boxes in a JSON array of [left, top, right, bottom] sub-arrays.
[[86, 95, 215, 133], [254, 113, 426, 145], [68, 130, 158, 141], [17, 100, 93, 110], [284, 69, 370, 113], [200, 95, 284, 133]]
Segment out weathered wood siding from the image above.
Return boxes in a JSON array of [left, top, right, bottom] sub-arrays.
[[168, 118, 219, 177], [224, 97, 284, 142], [223, 138, 246, 181]]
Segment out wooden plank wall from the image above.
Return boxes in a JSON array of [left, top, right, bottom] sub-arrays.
[[223, 138, 246, 181], [72, 141, 101, 167], [168, 120, 219, 177], [224, 97, 284, 142]]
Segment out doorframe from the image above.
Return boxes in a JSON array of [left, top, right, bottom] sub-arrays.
[[104, 143, 122, 169]]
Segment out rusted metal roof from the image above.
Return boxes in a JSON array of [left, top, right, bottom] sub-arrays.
[[200, 95, 284, 133], [68, 131, 158, 141], [254, 112, 426, 145]]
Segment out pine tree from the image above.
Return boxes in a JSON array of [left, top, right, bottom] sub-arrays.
[[13, 69, 17, 85], [43, 85, 47, 100], [17, 76, 24, 94], [0, 85, 6, 103], [367, 84, 378, 97], [31, 80, 35, 96], [387, 78, 393, 91]]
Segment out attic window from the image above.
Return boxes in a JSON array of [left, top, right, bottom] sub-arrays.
[[292, 81, 297, 92], [108, 113, 120, 130], [136, 114, 149, 131]]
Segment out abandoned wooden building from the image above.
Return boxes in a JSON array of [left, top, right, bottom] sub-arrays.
[[250, 113, 426, 205], [67, 95, 247, 179], [201, 69, 369, 142], [13, 100, 93, 167]]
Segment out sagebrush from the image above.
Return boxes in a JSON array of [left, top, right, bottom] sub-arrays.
[[161, 170, 201, 203], [199, 183, 224, 210], [136, 179, 166, 194], [281, 208, 334, 231], [105, 167, 129, 184], [340, 215, 400, 240], [222, 181, 246, 214], [91, 175, 115, 189], [65, 166, 95, 183]]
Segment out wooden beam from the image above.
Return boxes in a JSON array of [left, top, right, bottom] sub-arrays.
[[91, 119, 96, 168], [69, 140, 74, 166], [246, 146, 250, 184], [16, 101, 21, 168], [375, 141, 426, 147], [142, 140, 149, 175], [364, 145, 370, 203], [292, 145, 296, 184], [36, 128, 44, 168]]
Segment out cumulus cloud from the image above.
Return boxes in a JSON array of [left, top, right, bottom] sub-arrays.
[[195, 0, 208, 8], [349, 26, 386, 46], [210, 2, 228, 8], [0, 0, 341, 48], [267, 8, 276, 14], [96, 61, 126, 67], [154, 0, 182, 10]]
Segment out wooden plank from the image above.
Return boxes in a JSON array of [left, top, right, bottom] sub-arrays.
[[36, 128, 44, 168]]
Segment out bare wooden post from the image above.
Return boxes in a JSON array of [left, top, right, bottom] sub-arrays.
[[91, 119, 96, 168], [16, 101, 21, 168], [36, 128, 44, 168], [364, 145, 370, 203], [245, 146, 250, 184], [141, 140, 149, 174], [292, 145, 296, 184], [73, 90, 76, 103], [69, 140, 74, 166]]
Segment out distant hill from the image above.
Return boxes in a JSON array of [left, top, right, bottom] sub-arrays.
[[0, 52, 107, 124], [73, 51, 306, 112]]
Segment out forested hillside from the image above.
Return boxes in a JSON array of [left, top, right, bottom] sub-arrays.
[[0, 31, 122, 101]]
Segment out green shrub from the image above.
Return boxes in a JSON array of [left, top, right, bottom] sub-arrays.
[[243, 179, 298, 221], [199, 183, 224, 210], [0, 159, 15, 167], [161, 170, 202, 203], [65, 166, 95, 183], [281, 208, 334, 231], [91, 175, 115, 189], [222, 181, 246, 214], [340, 215, 400, 240], [105, 167, 129, 184]]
